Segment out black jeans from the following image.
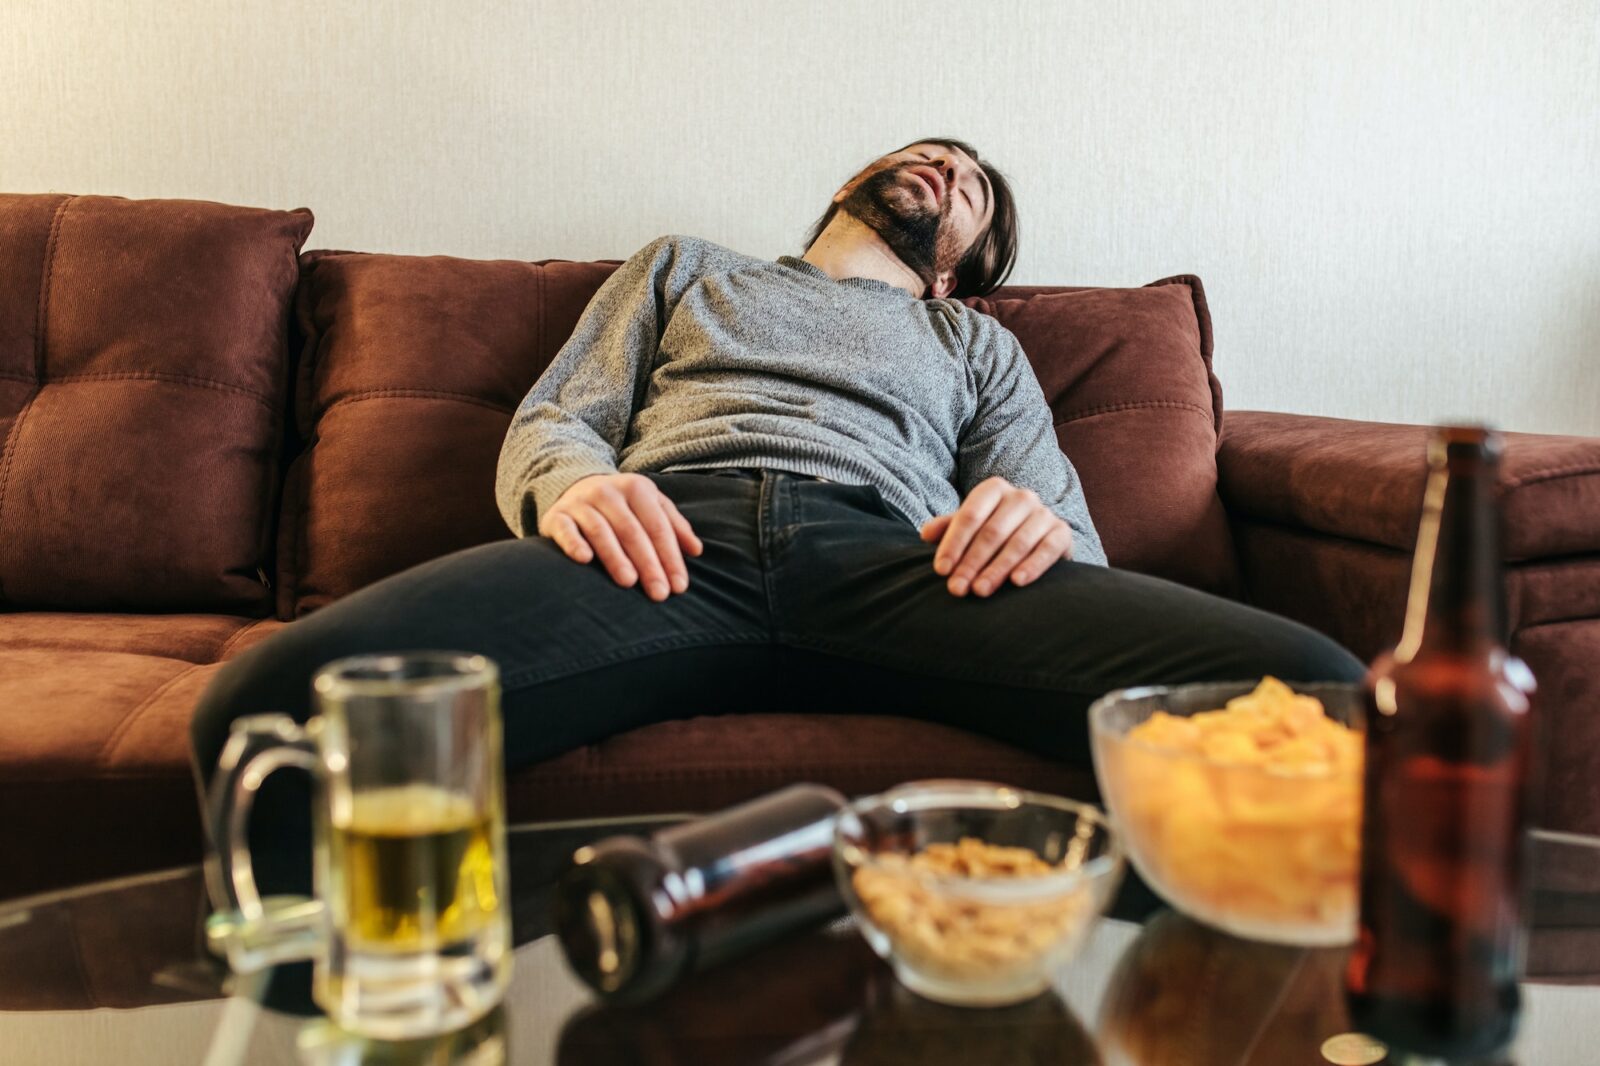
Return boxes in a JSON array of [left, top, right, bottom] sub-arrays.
[[191, 469, 1364, 890]]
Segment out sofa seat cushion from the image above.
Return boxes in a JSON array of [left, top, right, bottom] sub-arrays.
[[0, 612, 287, 663], [0, 615, 289, 899], [0, 613, 1092, 900], [504, 714, 1097, 821]]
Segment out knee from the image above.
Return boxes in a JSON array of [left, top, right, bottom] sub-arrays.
[[1247, 618, 1367, 686], [189, 637, 319, 786]]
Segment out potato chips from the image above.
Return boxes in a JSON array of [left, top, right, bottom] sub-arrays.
[[1108, 677, 1363, 940]]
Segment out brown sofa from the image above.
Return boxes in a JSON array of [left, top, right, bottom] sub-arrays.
[[2, 193, 1596, 902]]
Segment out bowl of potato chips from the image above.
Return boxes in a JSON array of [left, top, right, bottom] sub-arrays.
[[1089, 678, 1364, 946]]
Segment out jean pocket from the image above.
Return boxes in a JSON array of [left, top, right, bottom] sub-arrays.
[[845, 481, 914, 527]]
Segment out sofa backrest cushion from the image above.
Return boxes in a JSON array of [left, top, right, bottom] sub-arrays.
[[281, 255, 1234, 617], [0, 194, 312, 612], [279, 251, 616, 616], [966, 277, 1236, 593]]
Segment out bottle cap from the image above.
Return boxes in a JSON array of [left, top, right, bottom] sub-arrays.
[[1428, 424, 1504, 469], [554, 836, 691, 1001]]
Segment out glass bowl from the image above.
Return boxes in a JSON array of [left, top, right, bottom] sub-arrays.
[[832, 780, 1123, 1007], [1089, 680, 1364, 946]]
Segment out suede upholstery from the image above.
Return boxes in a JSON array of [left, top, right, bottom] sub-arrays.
[[0, 194, 312, 612], [280, 258, 1230, 616], [1, 195, 1596, 900], [279, 251, 618, 617], [1220, 411, 1600, 561], [1221, 413, 1600, 836]]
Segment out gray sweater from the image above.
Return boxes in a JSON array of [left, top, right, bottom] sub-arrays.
[[495, 235, 1106, 566]]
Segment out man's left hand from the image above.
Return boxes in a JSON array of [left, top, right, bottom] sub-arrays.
[[919, 477, 1074, 597]]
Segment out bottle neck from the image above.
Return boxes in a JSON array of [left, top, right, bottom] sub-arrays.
[[1397, 446, 1506, 660]]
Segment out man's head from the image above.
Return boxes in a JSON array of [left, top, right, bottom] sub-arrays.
[[804, 137, 1018, 300]]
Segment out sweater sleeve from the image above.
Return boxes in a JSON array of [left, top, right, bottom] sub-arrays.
[[955, 318, 1108, 567], [494, 236, 697, 537]]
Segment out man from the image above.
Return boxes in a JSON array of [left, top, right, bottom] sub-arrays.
[[190, 138, 1362, 890]]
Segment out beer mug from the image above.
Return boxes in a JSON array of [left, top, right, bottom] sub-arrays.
[[205, 652, 512, 1039]]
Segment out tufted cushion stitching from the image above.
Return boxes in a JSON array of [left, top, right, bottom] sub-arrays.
[[1505, 464, 1600, 489], [46, 370, 276, 409], [1514, 616, 1600, 637], [214, 617, 272, 661], [320, 388, 515, 419], [97, 663, 203, 765], [1053, 399, 1215, 428]]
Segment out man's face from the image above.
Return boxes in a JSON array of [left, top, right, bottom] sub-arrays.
[[833, 142, 996, 296]]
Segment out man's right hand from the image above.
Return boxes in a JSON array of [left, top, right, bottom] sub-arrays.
[[538, 473, 703, 601]]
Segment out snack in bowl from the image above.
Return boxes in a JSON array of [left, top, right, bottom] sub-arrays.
[[833, 781, 1123, 1007], [850, 838, 1093, 983], [1090, 679, 1364, 946]]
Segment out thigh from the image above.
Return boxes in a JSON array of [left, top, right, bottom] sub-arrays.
[[772, 490, 1364, 761], [192, 478, 771, 782]]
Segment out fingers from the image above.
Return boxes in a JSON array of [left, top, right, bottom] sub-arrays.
[[543, 475, 704, 601], [592, 491, 672, 602], [661, 494, 704, 557], [630, 487, 690, 595], [944, 484, 1036, 596], [568, 504, 637, 589], [543, 512, 593, 564], [919, 512, 954, 542], [972, 510, 1060, 595], [932, 478, 1007, 577], [1011, 522, 1074, 587]]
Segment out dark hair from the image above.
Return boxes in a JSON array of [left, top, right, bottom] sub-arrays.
[[803, 136, 1019, 299]]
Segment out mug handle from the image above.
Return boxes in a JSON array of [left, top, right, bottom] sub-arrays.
[[202, 713, 328, 973]]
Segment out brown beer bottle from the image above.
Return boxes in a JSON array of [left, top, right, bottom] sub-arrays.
[[1346, 425, 1538, 1059]]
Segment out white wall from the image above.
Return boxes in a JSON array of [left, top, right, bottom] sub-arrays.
[[6, 0, 1597, 435]]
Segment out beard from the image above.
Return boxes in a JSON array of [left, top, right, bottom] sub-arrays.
[[836, 165, 963, 290]]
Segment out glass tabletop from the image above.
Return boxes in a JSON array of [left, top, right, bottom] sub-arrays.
[[0, 818, 1596, 1065]]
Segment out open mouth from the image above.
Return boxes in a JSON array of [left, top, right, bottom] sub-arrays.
[[904, 165, 945, 205]]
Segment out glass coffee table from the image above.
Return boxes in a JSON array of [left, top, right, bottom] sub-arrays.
[[1, 817, 1596, 1065]]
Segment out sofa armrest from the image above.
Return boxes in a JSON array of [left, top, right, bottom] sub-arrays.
[[1218, 411, 1600, 562], [1218, 411, 1600, 838]]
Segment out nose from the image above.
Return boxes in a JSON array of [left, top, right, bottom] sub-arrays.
[[929, 155, 958, 185]]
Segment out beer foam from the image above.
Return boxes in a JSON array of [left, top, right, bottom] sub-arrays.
[[346, 784, 480, 835]]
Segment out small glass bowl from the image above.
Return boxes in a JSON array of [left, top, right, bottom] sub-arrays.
[[1089, 680, 1364, 947], [832, 780, 1123, 1007]]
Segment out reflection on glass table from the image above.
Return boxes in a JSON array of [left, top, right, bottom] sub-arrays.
[[0, 819, 1596, 1065]]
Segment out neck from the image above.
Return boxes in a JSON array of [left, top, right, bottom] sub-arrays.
[[801, 212, 927, 298], [1396, 448, 1504, 661]]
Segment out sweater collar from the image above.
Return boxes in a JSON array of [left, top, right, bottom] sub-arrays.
[[776, 255, 919, 300]]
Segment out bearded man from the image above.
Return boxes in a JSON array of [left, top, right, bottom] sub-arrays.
[[190, 138, 1362, 891]]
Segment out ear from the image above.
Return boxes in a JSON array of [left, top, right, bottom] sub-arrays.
[[928, 269, 957, 300]]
